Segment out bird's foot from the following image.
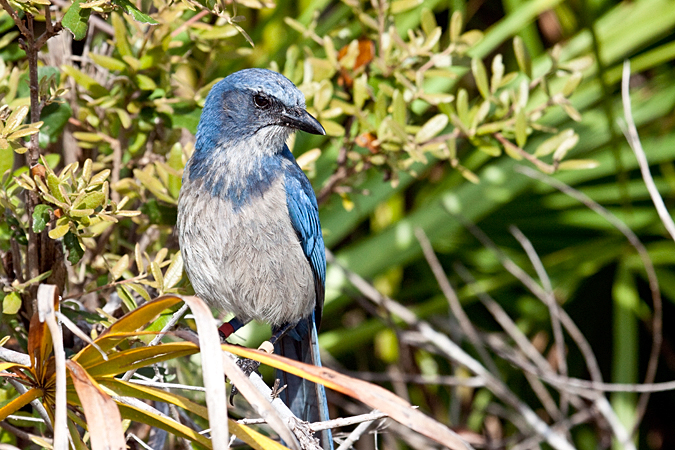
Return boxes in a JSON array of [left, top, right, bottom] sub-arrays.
[[229, 352, 262, 406]]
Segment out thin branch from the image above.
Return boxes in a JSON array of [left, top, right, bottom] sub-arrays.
[[0, 0, 29, 35], [326, 251, 576, 450], [509, 225, 569, 415], [37, 285, 67, 450], [310, 410, 388, 432], [415, 228, 501, 377], [451, 214, 604, 385], [621, 60, 675, 242], [515, 164, 663, 435], [336, 418, 374, 450]]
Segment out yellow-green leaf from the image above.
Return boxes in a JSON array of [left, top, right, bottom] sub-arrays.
[[2, 292, 22, 314], [4, 105, 29, 133], [391, 0, 422, 14], [471, 57, 489, 99], [110, 255, 129, 281], [557, 159, 600, 170], [515, 109, 527, 148], [73, 296, 184, 364], [49, 224, 70, 239], [89, 53, 128, 72], [415, 114, 448, 143]]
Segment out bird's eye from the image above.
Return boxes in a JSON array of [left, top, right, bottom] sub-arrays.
[[253, 93, 271, 109]]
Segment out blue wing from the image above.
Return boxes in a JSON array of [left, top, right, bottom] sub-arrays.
[[278, 147, 333, 449], [281, 146, 326, 321]]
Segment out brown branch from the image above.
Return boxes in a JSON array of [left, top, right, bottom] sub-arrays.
[[0, 0, 29, 36]]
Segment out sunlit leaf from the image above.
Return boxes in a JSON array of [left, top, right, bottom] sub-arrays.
[[2, 291, 22, 314]]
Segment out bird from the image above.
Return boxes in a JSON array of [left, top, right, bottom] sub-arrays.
[[176, 68, 332, 448]]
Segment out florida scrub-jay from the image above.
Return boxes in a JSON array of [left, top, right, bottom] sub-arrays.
[[176, 68, 331, 447]]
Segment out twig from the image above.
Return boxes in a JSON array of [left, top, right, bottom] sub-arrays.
[[55, 311, 107, 360], [0, 421, 52, 446], [450, 215, 605, 385], [508, 225, 569, 415], [310, 410, 388, 432], [129, 377, 206, 392], [176, 326, 302, 450], [415, 228, 501, 377], [515, 164, 663, 435], [620, 60, 670, 435], [0, 348, 30, 366], [336, 418, 374, 450], [5, 378, 53, 432], [326, 251, 576, 450], [346, 370, 485, 387], [621, 60, 675, 242], [0, 0, 29, 35]]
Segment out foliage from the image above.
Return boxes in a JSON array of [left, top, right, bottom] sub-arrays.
[[0, 0, 673, 448]]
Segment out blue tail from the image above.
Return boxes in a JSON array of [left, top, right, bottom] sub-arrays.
[[274, 315, 333, 450]]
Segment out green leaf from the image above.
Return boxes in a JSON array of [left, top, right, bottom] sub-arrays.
[[169, 107, 201, 134], [535, 129, 575, 157], [513, 36, 531, 78], [62, 0, 91, 41], [557, 159, 600, 170], [89, 53, 127, 72], [61, 65, 108, 97], [3, 292, 22, 315], [32, 204, 52, 233], [471, 58, 489, 99], [116, 285, 137, 311], [48, 224, 70, 239], [515, 109, 527, 148], [39, 103, 73, 147], [75, 191, 105, 210], [140, 199, 177, 226], [112, 0, 158, 24], [64, 231, 85, 264], [134, 74, 157, 91], [415, 114, 448, 143], [47, 172, 66, 203], [0, 144, 12, 176], [391, 0, 422, 14], [111, 13, 132, 57], [4, 105, 29, 133]]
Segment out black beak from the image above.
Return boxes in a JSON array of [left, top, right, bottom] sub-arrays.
[[279, 107, 326, 136]]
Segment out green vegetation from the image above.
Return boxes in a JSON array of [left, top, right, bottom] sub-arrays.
[[0, 0, 674, 448]]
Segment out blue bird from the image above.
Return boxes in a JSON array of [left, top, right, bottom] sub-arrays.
[[176, 68, 332, 448]]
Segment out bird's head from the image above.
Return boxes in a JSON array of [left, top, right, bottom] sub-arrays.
[[195, 68, 325, 154]]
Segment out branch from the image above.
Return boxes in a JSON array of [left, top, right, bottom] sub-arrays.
[[0, 0, 29, 36], [326, 251, 577, 450], [514, 164, 663, 436]]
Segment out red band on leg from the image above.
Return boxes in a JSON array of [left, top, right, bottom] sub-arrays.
[[218, 322, 235, 338]]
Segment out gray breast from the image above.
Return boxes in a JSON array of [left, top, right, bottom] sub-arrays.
[[177, 176, 316, 326]]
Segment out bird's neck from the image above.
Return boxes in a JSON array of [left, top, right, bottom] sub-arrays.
[[187, 131, 291, 209]]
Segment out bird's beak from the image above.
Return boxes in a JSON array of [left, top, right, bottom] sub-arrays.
[[279, 107, 326, 136]]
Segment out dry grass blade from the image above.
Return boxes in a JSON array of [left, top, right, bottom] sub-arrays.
[[176, 295, 229, 450], [36, 284, 66, 450], [66, 360, 126, 450], [176, 327, 300, 450], [222, 343, 473, 450]]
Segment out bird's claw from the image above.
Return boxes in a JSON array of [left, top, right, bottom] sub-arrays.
[[229, 356, 262, 406]]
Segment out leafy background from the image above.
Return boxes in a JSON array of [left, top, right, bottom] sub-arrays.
[[0, 0, 674, 449]]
